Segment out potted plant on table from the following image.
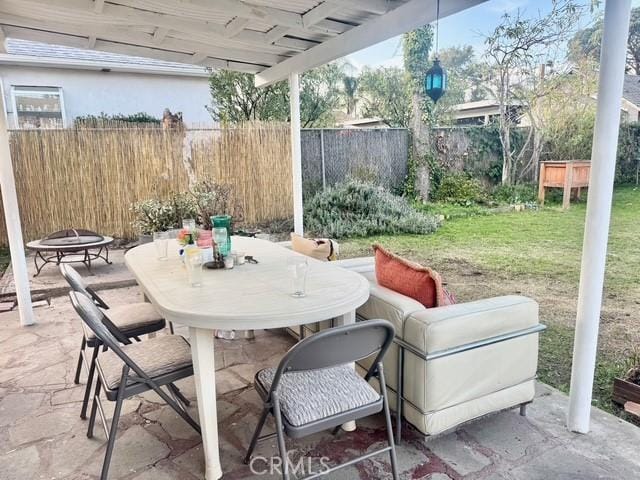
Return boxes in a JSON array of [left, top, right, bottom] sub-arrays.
[[130, 198, 177, 243]]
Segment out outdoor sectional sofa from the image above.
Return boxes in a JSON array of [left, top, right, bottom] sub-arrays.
[[287, 256, 545, 438]]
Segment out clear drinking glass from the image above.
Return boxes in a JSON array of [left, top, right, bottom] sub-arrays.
[[287, 256, 308, 298], [213, 227, 230, 256], [153, 231, 169, 260], [185, 248, 203, 287], [182, 218, 196, 231]]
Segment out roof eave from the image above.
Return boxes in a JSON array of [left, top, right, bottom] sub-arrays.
[[0, 53, 210, 78]]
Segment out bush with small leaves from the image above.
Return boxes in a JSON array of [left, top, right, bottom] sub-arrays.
[[491, 183, 537, 204], [432, 173, 488, 206], [304, 181, 439, 238]]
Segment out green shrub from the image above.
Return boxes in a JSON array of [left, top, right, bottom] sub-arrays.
[[130, 198, 177, 235], [491, 183, 537, 204], [304, 181, 439, 238], [432, 173, 488, 205]]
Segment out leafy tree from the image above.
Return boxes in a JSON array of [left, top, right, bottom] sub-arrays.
[[342, 75, 358, 116], [357, 67, 412, 127], [438, 45, 487, 104], [402, 25, 435, 199], [538, 59, 598, 161], [208, 70, 288, 123], [299, 63, 343, 127], [569, 7, 640, 74], [208, 64, 343, 127], [482, 0, 583, 185]]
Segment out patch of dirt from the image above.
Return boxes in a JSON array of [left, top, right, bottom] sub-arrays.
[[403, 254, 640, 358]]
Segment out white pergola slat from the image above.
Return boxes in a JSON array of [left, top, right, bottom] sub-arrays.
[[0, 0, 631, 454], [0, 0, 485, 77]]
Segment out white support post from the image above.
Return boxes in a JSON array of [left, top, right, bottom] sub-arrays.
[[567, 0, 631, 433], [0, 90, 34, 326], [289, 72, 304, 236]]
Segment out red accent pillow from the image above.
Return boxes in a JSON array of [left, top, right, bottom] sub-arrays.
[[373, 244, 454, 308]]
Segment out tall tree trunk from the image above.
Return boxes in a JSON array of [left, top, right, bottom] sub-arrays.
[[409, 93, 431, 200]]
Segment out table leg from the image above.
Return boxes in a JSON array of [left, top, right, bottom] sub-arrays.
[[335, 310, 357, 432], [189, 327, 223, 480]]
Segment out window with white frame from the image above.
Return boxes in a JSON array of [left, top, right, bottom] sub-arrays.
[[12, 86, 66, 129]]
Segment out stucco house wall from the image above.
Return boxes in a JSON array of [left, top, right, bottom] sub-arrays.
[[1, 65, 212, 128]]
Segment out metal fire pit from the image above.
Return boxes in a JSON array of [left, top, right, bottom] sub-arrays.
[[26, 229, 114, 277]]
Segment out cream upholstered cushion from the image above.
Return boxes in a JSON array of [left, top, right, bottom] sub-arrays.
[[83, 302, 165, 340], [356, 277, 540, 437], [356, 269, 425, 337], [99, 335, 192, 389], [257, 365, 380, 427], [404, 295, 539, 353], [402, 296, 539, 431]]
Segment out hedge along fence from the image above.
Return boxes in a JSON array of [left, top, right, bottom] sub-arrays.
[[0, 123, 292, 245], [430, 123, 640, 186]]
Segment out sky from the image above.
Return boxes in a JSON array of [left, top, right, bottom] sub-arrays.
[[347, 0, 640, 71]]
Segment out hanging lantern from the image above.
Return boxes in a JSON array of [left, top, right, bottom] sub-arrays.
[[425, 0, 446, 103], [425, 58, 447, 103]]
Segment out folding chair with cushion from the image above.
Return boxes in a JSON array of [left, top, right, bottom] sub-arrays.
[[60, 264, 169, 419], [245, 319, 399, 480], [69, 291, 200, 480]]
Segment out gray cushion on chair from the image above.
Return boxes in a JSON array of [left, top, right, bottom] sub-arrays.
[[257, 365, 380, 427], [99, 335, 192, 389], [82, 303, 165, 340]]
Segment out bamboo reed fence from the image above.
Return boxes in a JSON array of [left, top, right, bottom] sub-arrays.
[[0, 123, 292, 245]]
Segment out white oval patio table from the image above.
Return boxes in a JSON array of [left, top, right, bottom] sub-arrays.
[[125, 236, 370, 480]]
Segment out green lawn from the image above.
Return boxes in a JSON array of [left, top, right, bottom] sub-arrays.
[[342, 186, 640, 417]]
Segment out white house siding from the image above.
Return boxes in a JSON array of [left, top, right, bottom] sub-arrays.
[[0, 66, 213, 128]]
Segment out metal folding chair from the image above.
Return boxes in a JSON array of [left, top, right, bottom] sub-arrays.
[[60, 264, 170, 418], [69, 291, 200, 480], [245, 319, 399, 480]]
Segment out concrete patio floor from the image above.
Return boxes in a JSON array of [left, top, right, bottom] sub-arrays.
[[1, 286, 639, 480]]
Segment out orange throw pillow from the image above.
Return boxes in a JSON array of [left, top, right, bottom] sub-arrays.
[[373, 244, 449, 308]]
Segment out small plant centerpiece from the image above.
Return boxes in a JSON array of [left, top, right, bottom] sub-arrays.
[[130, 199, 177, 243], [176, 228, 199, 247]]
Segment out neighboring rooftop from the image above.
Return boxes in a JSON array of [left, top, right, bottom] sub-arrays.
[[623, 74, 640, 107], [0, 39, 210, 77]]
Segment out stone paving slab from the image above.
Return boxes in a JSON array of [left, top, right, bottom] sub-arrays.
[[0, 248, 137, 299], [1, 287, 640, 479]]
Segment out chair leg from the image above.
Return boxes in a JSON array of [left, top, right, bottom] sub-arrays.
[[74, 337, 86, 384], [520, 403, 528, 417], [273, 396, 289, 480], [169, 321, 175, 335], [396, 346, 404, 444], [101, 384, 126, 480], [379, 363, 399, 480], [151, 384, 200, 434], [244, 406, 270, 464], [167, 383, 190, 407], [80, 345, 100, 419], [87, 377, 102, 439]]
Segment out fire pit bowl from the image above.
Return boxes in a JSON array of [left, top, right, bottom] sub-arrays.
[[26, 229, 114, 277]]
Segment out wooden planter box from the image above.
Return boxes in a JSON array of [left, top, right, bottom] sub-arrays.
[[538, 161, 591, 209], [612, 377, 640, 405]]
